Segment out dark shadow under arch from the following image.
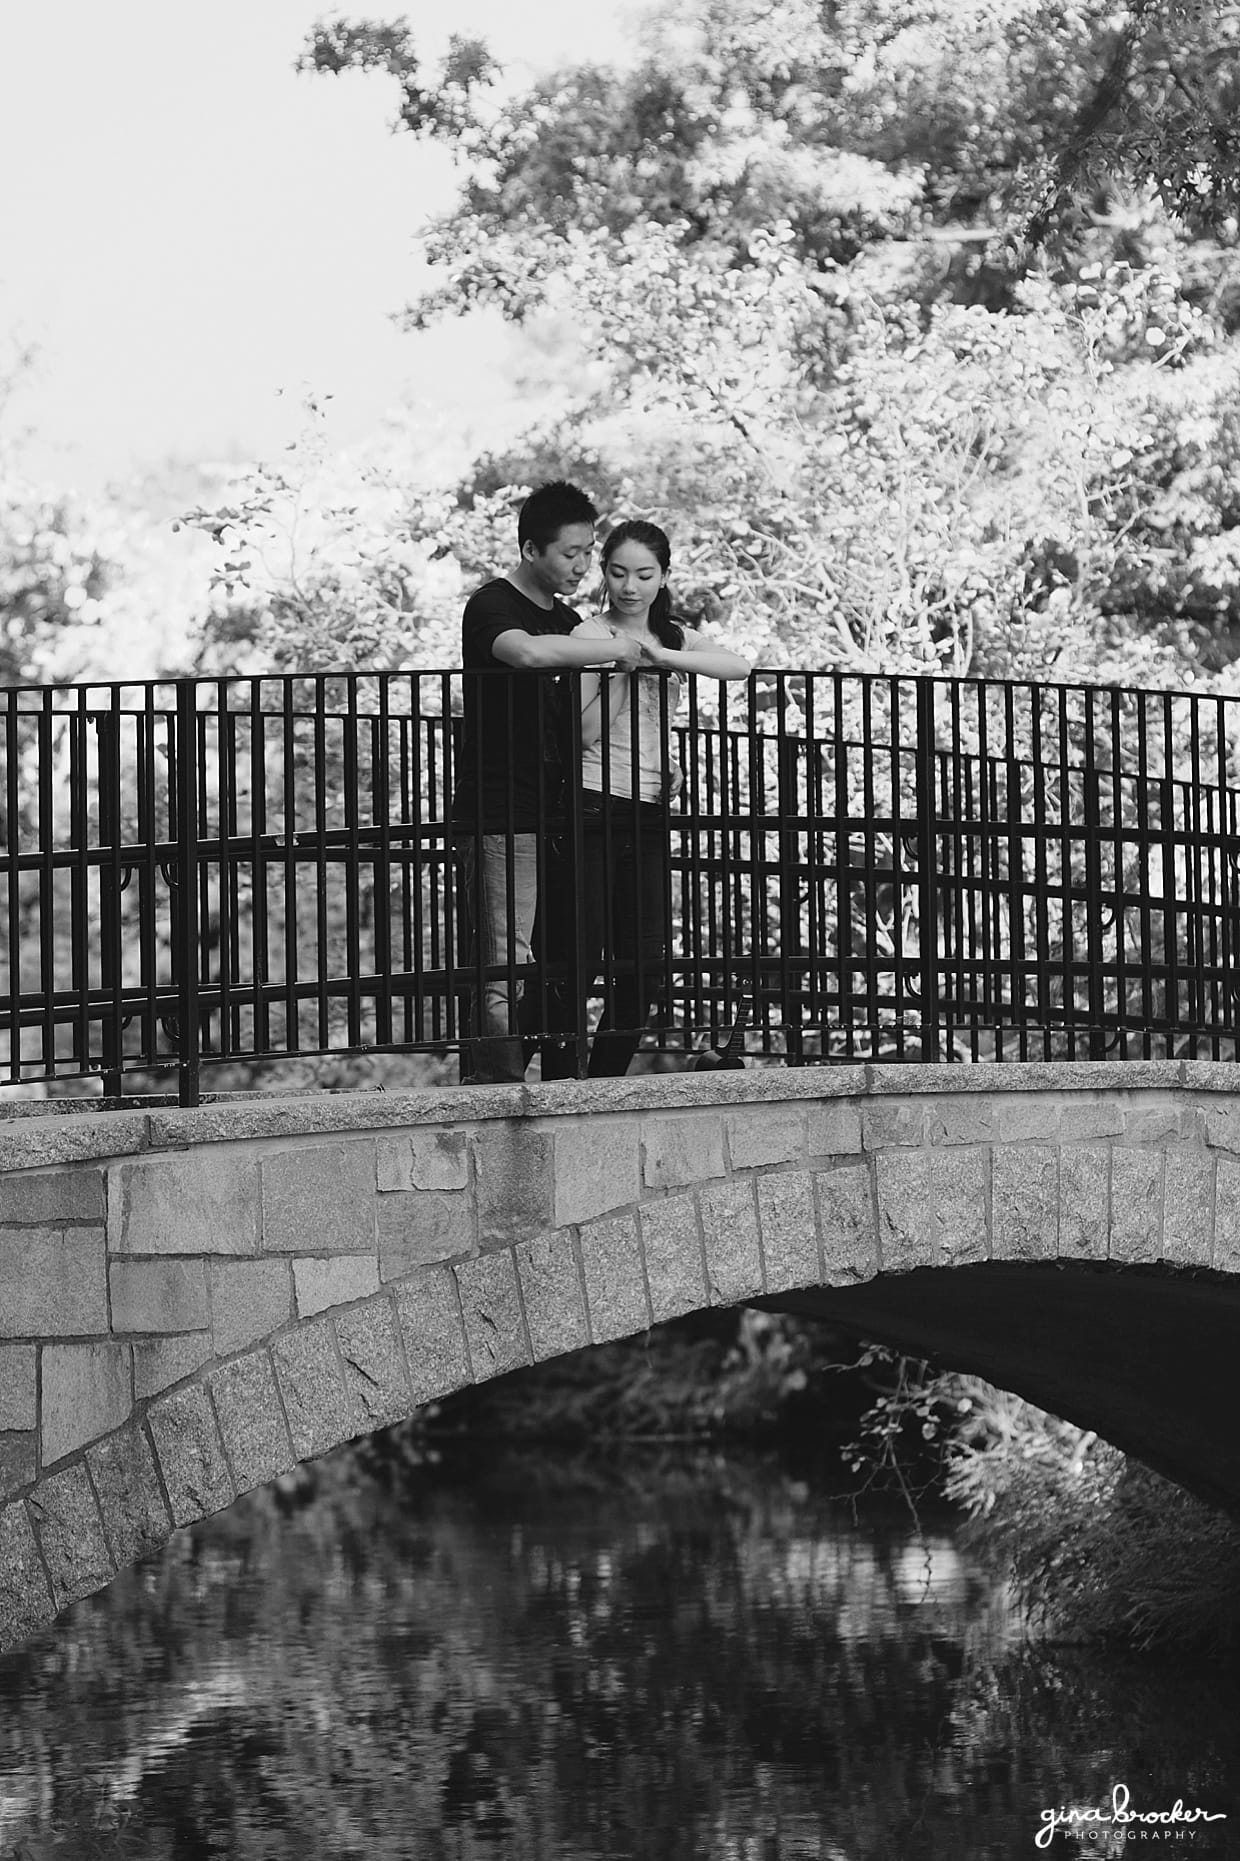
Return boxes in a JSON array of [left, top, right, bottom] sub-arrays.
[[763, 1262, 1240, 1519]]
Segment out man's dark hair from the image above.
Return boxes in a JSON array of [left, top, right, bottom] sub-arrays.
[[518, 480, 598, 553]]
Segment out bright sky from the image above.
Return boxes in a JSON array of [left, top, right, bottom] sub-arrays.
[[0, 0, 634, 497]]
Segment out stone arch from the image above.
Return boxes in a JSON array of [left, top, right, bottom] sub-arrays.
[[3, 1059, 1240, 1648]]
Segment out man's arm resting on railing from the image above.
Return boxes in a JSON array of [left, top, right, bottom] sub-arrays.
[[491, 629, 643, 670]]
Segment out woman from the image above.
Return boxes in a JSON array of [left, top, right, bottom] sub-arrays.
[[542, 520, 751, 1078]]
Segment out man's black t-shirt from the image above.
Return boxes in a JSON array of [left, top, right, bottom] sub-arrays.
[[453, 578, 577, 832]]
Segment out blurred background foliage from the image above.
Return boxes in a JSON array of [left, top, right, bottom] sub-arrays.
[[169, 0, 1240, 691]]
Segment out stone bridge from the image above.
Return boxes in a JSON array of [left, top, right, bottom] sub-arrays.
[[3, 1060, 1240, 1653]]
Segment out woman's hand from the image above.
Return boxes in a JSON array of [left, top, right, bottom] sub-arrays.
[[638, 638, 675, 670]]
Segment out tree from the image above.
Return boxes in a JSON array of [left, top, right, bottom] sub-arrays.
[[302, 2, 1240, 265]]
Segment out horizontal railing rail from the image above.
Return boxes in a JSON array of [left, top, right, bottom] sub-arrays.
[[2, 669, 1238, 1105]]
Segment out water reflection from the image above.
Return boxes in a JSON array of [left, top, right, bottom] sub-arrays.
[[0, 1450, 1236, 1858]]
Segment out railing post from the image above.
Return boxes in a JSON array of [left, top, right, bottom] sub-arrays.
[[915, 677, 941, 1062], [95, 707, 124, 1097], [1083, 732, 1109, 1061], [174, 679, 201, 1108], [776, 676, 803, 1064]]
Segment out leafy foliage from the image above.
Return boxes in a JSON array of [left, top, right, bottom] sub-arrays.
[[846, 1348, 1240, 1653]]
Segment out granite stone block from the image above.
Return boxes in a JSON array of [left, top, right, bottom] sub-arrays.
[[0, 1501, 55, 1650], [211, 1353, 296, 1492], [0, 1434, 36, 1499], [472, 1126, 554, 1247], [42, 1341, 132, 1464], [394, 1268, 473, 1406], [992, 1146, 1059, 1260], [725, 1108, 805, 1170], [0, 1112, 147, 1174], [1110, 1148, 1163, 1263], [133, 1335, 214, 1401], [642, 1113, 726, 1190], [0, 1345, 36, 1431], [860, 1102, 924, 1151], [376, 1190, 475, 1276], [110, 1151, 258, 1255], [1163, 1150, 1214, 1267], [0, 1230, 107, 1338], [29, 1462, 113, 1611], [147, 1383, 235, 1528], [516, 1230, 589, 1360], [88, 1426, 172, 1569], [294, 1255, 381, 1317], [875, 1151, 935, 1274], [1123, 1102, 1192, 1148], [334, 1298, 412, 1430], [927, 1099, 996, 1148], [995, 1098, 1062, 1144], [639, 1194, 707, 1322], [377, 1127, 469, 1192], [110, 1258, 208, 1335], [1214, 1157, 1240, 1272], [1058, 1146, 1110, 1261], [930, 1149, 988, 1266], [578, 1213, 650, 1343], [756, 1171, 819, 1293], [814, 1163, 878, 1284], [209, 1257, 294, 1354], [551, 1119, 641, 1226], [699, 1177, 763, 1305], [805, 1100, 864, 1158], [1202, 1104, 1240, 1157], [272, 1320, 359, 1460], [454, 1251, 531, 1382], [261, 1141, 376, 1253], [1061, 1098, 1125, 1141], [0, 1168, 104, 1226]]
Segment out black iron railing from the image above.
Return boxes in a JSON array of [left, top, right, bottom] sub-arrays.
[[2, 669, 1239, 1105]]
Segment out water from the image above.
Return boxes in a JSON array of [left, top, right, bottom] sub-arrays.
[[0, 1448, 1237, 1859]]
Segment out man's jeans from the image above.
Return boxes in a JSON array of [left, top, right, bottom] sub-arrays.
[[459, 834, 541, 1084]]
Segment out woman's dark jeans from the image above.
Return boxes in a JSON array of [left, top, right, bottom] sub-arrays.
[[540, 794, 669, 1079]]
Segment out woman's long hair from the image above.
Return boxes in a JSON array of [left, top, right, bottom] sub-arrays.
[[601, 520, 685, 650]]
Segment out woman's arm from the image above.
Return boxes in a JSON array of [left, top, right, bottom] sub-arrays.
[[569, 617, 618, 749], [640, 629, 752, 680], [492, 626, 641, 670]]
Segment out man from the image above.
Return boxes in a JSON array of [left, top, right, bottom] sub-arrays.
[[454, 480, 642, 1083]]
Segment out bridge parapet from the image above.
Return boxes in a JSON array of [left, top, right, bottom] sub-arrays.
[[2, 1059, 1240, 1650]]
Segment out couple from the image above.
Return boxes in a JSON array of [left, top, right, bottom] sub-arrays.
[[453, 479, 750, 1085]]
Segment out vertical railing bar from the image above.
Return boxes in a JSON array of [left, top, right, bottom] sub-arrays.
[[195, 696, 214, 1077], [1056, 686, 1077, 1059], [914, 677, 940, 1063], [135, 687, 161, 1071], [832, 674, 852, 1059], [174, 679, 201, 1107], [1030, 687, 1052, 1059], [1103, 686, 1123, 1057], [217, 684, 240, 1061], [411, 695, 427, 1045], [373, 678, 394, 1049], [1178, 695, 1196, 1049], [279, 677, 300, 1054], [1215, 693, 1234, 1056], [313, 676, 331, 1051], [68, 688, 95, 1081], [2, 692, 22, 1082], [249, 679, 271, 1058], [1160, 696, 1181, 1055], [98, 686, 125, 1094], [342, 674, 363, 1051], [1134, 696, 1154, 1052]]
